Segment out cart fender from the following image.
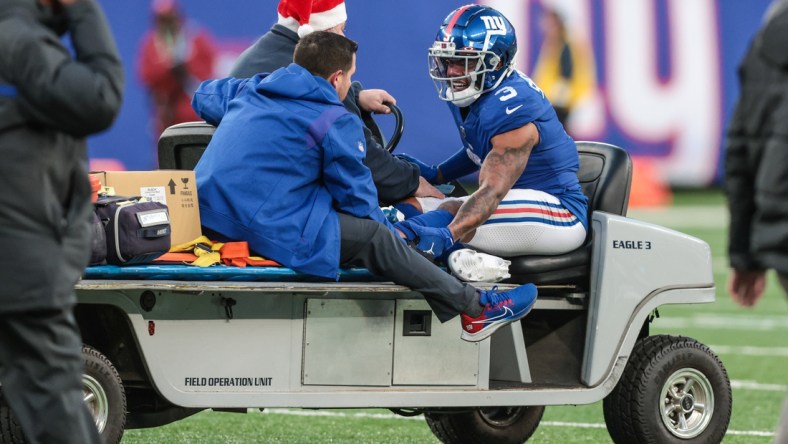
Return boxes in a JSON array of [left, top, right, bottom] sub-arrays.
[[581, 212, 714, 387]]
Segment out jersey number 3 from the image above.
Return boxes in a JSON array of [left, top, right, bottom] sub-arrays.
[[495, 86, 517, 101]]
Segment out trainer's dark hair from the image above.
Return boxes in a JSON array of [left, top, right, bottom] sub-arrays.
[[294, 31, 358, 79]]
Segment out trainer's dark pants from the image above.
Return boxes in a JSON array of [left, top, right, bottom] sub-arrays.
[[338, 213, 477, 322], [0, 307, 101, 444]]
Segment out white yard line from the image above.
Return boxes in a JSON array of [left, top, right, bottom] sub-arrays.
[[731, 380, 788, 392], [540, 420, 605, 429], [710, 345, 788, 357], [655, 315, 788, 331], [539, 422, 774, 438], [627, 206, 728, 229], [261, 409, 423, 420], [726, 430, 779, 437], [258, 408, 777, 437]]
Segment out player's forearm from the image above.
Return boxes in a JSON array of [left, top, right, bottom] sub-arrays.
[[449, 143, 529, 240], [448, 185, 502, 240]]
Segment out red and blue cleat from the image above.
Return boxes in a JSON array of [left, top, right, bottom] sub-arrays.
[[460, 283, 538, 342]]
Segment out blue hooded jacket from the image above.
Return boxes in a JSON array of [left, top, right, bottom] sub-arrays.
[[192, 64, 393, 279]]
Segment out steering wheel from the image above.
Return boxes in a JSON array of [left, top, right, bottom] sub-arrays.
[[382, 102, 404, 153]]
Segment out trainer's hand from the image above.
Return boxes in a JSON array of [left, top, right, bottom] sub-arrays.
[[414, 176, 445, 199], [358, 89, 396, 114], [727, 269, 766, 307]]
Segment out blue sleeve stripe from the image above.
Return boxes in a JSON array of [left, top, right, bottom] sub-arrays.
[[0, 84, 18, 98], [305, 106, 349, 150]]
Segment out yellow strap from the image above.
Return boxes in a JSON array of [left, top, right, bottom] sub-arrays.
[[167, 236, 273, 268], [190, 251, 222, 267], [169, 235, 213, 253]]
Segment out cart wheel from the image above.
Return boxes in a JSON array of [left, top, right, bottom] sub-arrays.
[[83, 345, 126, 444], [425, 405, 544, 444], [603, 335, 731, 443], [0, 346, 126, 444]]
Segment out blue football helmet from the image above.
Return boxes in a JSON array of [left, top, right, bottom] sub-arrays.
[[428, 5, 518, 107]]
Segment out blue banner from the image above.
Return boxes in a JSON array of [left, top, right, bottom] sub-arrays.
[[91, 0, 771, 186]]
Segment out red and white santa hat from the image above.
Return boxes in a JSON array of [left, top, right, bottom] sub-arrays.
[[277, 0, 347, 38]]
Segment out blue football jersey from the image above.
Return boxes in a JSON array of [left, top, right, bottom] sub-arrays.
[[448, 71, 588, 229]]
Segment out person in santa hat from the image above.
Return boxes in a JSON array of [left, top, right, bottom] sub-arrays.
[[231, 0, 444, 207]]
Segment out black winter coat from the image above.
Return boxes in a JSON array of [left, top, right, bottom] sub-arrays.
[[725, 5, 788, 274], [0, 0, 123, 312]]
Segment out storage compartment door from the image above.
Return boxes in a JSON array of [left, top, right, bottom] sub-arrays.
[[302, 299, 395, 386], [393, 300, 484, 386]]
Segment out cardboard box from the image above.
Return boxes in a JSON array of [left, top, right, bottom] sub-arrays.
[[97, 170, 202, 246]]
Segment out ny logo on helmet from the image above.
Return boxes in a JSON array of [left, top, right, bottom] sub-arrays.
[[480, 16, 506, 31]]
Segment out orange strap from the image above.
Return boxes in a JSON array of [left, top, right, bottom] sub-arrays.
[[218, 242, 279, 267], [153, 237, 280, 267]]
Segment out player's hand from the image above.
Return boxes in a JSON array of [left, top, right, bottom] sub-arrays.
[[358, 89, 396, 114], [395, 221, 454, 260], [411, 226, 454, 259], [414, 176, 445, 199]]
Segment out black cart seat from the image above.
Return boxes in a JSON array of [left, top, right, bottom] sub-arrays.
[[506, 142, 632, 288]]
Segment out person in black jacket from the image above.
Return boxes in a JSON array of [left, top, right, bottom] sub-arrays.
[[725, 0, 788, 308], [725, 2, 788, 440], [231, 0, 445, 206], [0, 0, 123, 442]]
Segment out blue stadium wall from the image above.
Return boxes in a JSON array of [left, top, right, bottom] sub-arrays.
[[91, 0, 771, 186]]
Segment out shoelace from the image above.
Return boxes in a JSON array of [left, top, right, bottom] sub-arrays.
[[483, 285, 510, 308]]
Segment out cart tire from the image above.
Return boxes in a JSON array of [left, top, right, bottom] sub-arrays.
[[603, 335, 731, 443], [425, 406, 544, 444], [83, 345, 126, 444], [0, 346, 126, 444]]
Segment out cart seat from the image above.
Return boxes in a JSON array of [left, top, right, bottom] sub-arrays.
[[158, 124, 632, 289], [506, 142, 632, 287], [158, 121, 215, 170]]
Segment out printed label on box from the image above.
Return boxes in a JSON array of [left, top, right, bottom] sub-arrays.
[[140, 186, 167, 205], [179, 188, 197, 210]]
